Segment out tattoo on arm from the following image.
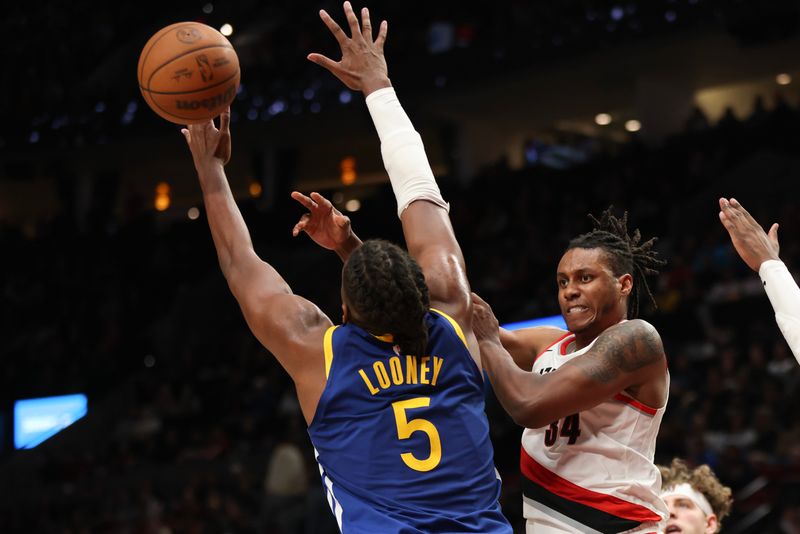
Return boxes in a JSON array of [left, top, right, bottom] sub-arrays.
[[566, 320, 664, 384]]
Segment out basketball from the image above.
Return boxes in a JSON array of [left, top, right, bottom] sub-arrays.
[[137, 22, 240, 124]]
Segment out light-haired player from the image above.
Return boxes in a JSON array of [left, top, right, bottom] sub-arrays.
[[659, 458, 733, 534]]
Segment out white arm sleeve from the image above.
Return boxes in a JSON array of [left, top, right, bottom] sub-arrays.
[[365, 87, 448, 218], [759, 259, 800, 365]]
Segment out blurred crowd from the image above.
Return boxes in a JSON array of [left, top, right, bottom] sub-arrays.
[[4, 0, 792, 151], [2, 89, 800, 533]]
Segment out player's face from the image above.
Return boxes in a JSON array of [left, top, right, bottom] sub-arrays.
[[556, 248, 630, 337], [663, 495, 718, 534]]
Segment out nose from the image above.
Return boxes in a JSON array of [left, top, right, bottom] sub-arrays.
[[562, 281, 580, 300]]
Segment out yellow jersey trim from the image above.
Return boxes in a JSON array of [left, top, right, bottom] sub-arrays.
[[429, 308, 468, 349], [371, 333, 394, 343], [323, 325, 339, 378]]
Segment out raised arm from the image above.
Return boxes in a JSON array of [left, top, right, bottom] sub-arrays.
[[719, 197, 800, 364], [472, 294, 665, 428], [718, 197, 781, 271], [308, 2, 470, 322], [182, 111, 331, 423]]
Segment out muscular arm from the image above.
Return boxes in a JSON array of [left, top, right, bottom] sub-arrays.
[[308, 4, 470, 325], [480, 319, 665, 428], [185, 120, 331, 423], [499, 327, 567, 371], [719, 197, 800, 364], [199, 162, 331, 365], [400, 202, 471, 322]]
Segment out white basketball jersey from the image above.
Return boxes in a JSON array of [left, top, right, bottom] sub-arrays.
[[520, 332, 669, 533]]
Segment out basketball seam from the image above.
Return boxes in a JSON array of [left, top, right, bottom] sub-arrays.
[[147, 69, 240, 121], [146, 44, 235, 91], [139, 23, 190, 84], [140, 69, 240, 95]]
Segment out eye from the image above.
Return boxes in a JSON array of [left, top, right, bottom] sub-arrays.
[[581, 274, 593, 283], [557, 279, 567, 288]]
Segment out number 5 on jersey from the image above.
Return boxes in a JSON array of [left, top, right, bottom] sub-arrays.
[[392, 397, 442, 472]]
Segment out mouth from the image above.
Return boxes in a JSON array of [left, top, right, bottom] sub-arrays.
[[666, 525, 681, 533], [567, 305, 589, 314]]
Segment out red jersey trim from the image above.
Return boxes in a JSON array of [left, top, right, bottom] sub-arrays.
[[520, 448, 662, 523], [534, 332, 574, 363], [559, 335, 576, 356], [613, 393, 659, 416]]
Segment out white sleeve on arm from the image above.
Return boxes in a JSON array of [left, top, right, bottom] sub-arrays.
[[365, 87, 448, 218], [759, 259, 800, 365]]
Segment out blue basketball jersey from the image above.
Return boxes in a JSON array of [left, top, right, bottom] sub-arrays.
[[307, 309, 511, 534]]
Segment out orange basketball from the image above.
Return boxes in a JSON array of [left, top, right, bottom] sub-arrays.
[[137, 22, 240, 124]]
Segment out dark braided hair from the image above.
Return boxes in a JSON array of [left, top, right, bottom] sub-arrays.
[[566, 207, 665, 319], [342, 239, 430, 356]]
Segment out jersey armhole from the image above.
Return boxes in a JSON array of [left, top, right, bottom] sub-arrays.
[[323, 325, 339, 378], [429, 308, 469, 349]]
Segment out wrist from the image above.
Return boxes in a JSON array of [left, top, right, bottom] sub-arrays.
[[758, 255, 781, 270], [759, 259, 785, 275], [335, 233, 362, 261], [362, 76, 392, 97], [197, 159, 225, 174], [478, 336, 503, 349], [196, 161, 226, 187], [759, 259, 800, 318]]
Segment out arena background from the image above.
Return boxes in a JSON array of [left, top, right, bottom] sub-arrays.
[[2, 1, 800, 532]]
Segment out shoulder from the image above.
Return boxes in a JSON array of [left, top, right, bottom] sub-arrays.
[[247, 293, 332, 375], [591, 319, 665, 370], [429, 308, 470, 348], [609, 319, 662, 344]]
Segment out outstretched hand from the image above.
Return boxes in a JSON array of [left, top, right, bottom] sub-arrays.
[[719, 197, 780, 272], [181, 108, 232, 169], [291, 191, 353, 251], [307, 1, 391, 95], [471, 293, 502, 345]]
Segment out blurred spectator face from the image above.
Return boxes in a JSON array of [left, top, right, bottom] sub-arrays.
[[664, 496, 718, 534], [556, 247, 629, 337]]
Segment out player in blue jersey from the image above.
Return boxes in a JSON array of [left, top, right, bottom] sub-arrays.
[[180, 3, 511, 533]]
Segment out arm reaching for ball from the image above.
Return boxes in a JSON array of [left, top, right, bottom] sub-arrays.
[[719, 197, 800, 365]]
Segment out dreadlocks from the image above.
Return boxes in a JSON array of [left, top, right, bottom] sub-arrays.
[[342, 239, 430, 356], [567, 207, 665, 319]]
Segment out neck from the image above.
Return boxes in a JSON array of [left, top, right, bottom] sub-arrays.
[[573, 331, 598, 351]]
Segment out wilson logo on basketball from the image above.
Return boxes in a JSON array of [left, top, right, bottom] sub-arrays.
[[176, 84, 236, 111]]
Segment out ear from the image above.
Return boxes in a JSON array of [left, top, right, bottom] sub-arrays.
[[618, 273, 633, 296], [342, 302, 349, 324], [704, 513, 719, 534]]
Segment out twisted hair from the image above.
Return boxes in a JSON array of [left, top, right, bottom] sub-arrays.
[[567, 207, 665, 319], [342, 239, 430, 356], [659, 458, 733, 531]]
